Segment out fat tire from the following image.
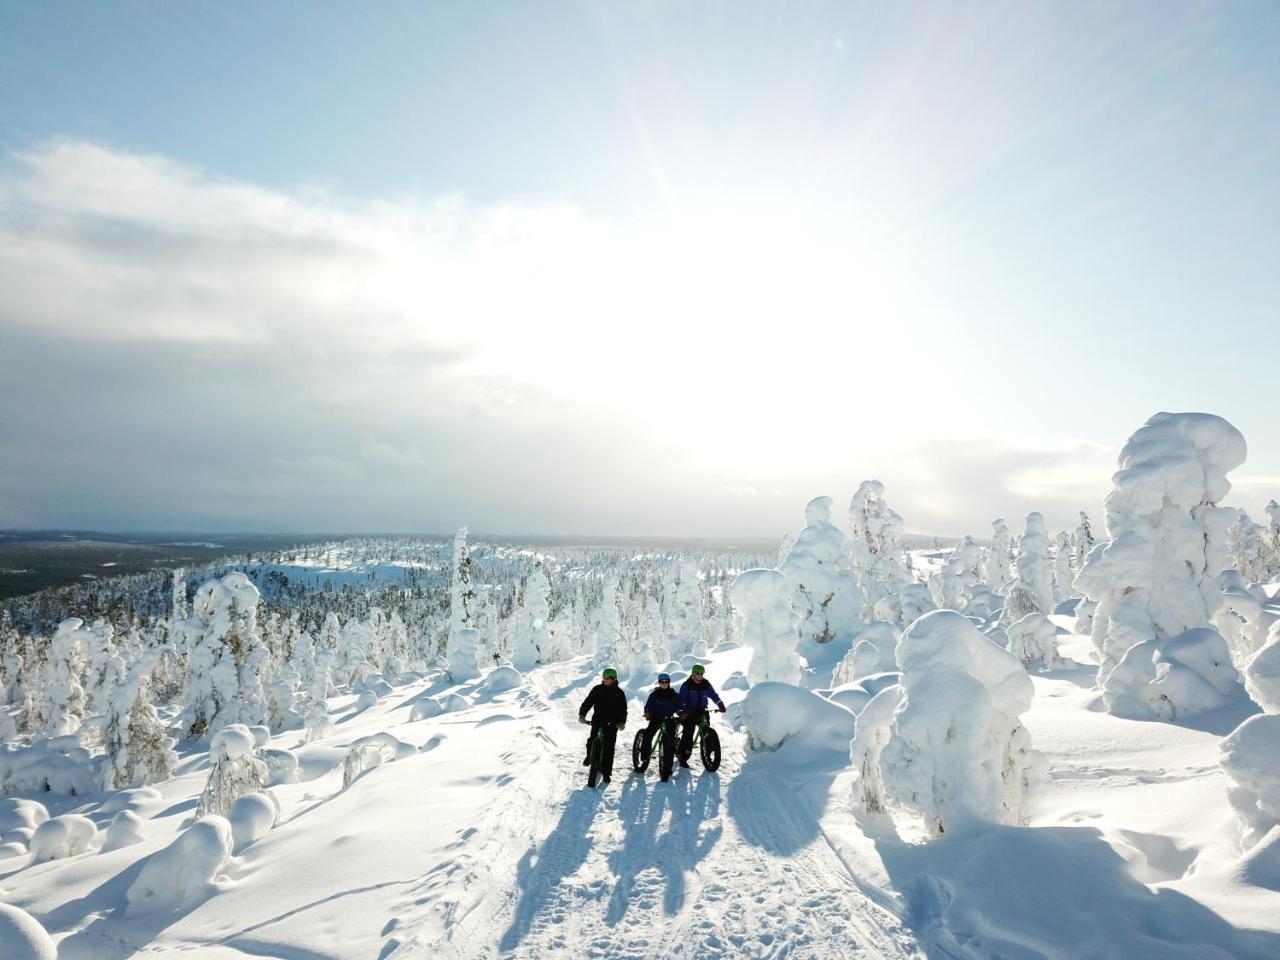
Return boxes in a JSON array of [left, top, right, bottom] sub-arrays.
[[658, 726, 675, 781], [632, 729, 650, 772], [700, 727, 721, 772], [588, 733, 602, 788]]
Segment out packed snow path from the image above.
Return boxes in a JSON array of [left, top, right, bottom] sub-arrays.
[[390, 660, 922, 960]]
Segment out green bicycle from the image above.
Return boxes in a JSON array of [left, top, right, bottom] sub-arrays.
[[680, 711, 722, 772], [631, 719, 676, 781], [586, 722, 617, 789]]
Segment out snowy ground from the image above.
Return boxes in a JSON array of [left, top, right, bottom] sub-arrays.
[[3, 629, 1280, 959]]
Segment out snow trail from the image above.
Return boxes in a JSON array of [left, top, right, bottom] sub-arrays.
[[400, 660, 922, 959]]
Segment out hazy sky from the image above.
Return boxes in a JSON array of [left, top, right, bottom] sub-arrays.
[[1, 2, 1278, 538]]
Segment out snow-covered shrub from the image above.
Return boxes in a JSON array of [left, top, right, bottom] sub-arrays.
[[181, 572, 270, 738], [850, 682, 904, 815], [126, 816, 232, 916], [409, 695, 444, 721], [1007, 613, 1067, 673], [0, 903, 56, 960], [731, 569, 802, 685], [1244, 622, 1280, 714], [1214, 570, 1273, 669], [848, 480, 912, 612], [831, 620, 899, 685], [741, 682, 855, 757], [859, 610, 1045, 837], [342, 732, 416, 786], [102, 809, 147, 852], [780, 497, 863, 653], [446, 626, 482, 682], [196, 723, 267, 819], [304, 699, 334, 742], [261, 747, 300, 785], [1003, 513, 1055, 623], [479, 665, 523, 695], [40, 617, 89, 737], [1220, 714, 1280, 848], [30, 813, 96, 861], [931, 536, 982, 611], [1075, 412, 1246, 697], [1228, 510, 1273, 585], [0, 741, 96, 795], [1105, 627, 1243, 719], [872, 582, 934, 629], [228, 791, 278, 852]]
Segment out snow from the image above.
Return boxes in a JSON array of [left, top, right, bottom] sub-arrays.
[[227, 791, 278, 852], [101, 809, 147, 852], [125, 816, 233, 917], [29, 814, 96, 861], [730, 568, 802, 685], [1221, 714, 1280, 848], [1106, 627, 1245, 720], [0, 903, 56, 960], [740, 681, 856, 758]]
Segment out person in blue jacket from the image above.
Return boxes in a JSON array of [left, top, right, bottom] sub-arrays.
[[641, 673, 679, 761], [676, 664, 725, 767]]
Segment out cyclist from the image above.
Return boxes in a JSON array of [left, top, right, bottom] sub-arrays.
[[641, 673, 679, 762], [578, 667, 627, 783], [676, 664, 725, 767]]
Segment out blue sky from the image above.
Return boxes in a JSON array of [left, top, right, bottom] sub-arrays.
[[1, 2, 1278, 536]]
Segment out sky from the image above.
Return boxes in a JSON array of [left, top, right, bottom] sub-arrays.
[[1, 1, 1278, 539]]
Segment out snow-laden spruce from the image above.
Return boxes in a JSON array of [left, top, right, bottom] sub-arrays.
[[509, 567, 552, 670], [731, 569, 802, 685], [40, 617, 89, 737], [1074, 412, 1247, 703], [180, 572, 270, 738], [983, 518, 1015, 595], [1220, 713, 1280, 848], [195, 723, 267, 818], [1245, 621, 1280, 713], [1214, 570, 1274, 668], [831, 620, 899, 685], [853, 610, 1045, 837], [930, 535, 982, 612], [1052, 530, 1074, 604], [780, 496, 863, 653], [101, 651, 178, 789], [446, 626, 482, 682], [1003, 513, 1055, 623], [847, 480, 912, 612]]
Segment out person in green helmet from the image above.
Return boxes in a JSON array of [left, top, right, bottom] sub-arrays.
[[675, 663, 725, 767], [578, 667, 627, 784]]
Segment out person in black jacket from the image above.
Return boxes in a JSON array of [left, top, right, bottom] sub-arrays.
[[578, 667, 627, 783]]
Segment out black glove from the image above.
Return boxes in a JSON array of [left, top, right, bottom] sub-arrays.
[[578, 716, 589, 725]]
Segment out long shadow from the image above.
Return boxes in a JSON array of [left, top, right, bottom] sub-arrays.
[[727, 755, 838, 857], [604, 769, 723, 924], [498, 786, 604, 952], [863, 820, 1280, 960]]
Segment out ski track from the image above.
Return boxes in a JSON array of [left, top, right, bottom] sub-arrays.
[[394, 661, 924, 960]]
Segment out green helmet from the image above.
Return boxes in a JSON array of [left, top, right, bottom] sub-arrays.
[[691, 664, 705, 675], [602, 667, 618, 679]]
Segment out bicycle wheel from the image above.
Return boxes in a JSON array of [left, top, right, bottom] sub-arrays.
[[700, 727, 721, 772], [588, 734, 602, 788], [632, 729, 650, 772], [658, 726, 675, 781]]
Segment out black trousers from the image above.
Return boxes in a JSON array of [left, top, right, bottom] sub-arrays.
[[679, 709, 707, 759], [643, 717, 677, 755], [585, 721, 619, 775]]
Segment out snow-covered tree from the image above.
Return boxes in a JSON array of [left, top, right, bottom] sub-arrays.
[[1006, 612, 1067, 673], [855, 610, 1045, 837], [594, 578, 624, 668], [780, 497, 863, 653], [1003, 513, 1055, 624], [1075, 413, 1247, 701], [731, 569, 802, 685], [930, 536, 982, 612], [1072, 512, 1095, 573], [180, 572, 270, 739], [40, 617, 89, 737], [450, 527, 475, 638], [195, 724, 268, 819], [101, 652, 178, 789], [446, 626, 482, 682], [848, 481, 912, 613], [983, 519, 1015, 595], [1228, 510, 1273, 584], [1052, 531, 1074, 604], [509, 568, 552, 670], [664, 560, 704, 657]]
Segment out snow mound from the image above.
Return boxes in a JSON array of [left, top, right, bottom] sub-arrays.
[[1106, 627, 1244, 720], [410, 695, 444, 720], [1221, 714, 1280, 848], [262, 747, 300, 785], [441, 693, 470, 712], [248, 725, 271, 748], [355, 689, 379, 710], [0, 798, 49, 834], [0, 841, 27, 860], [0, 903, 56, 960], [98, 787, 162, 815], [126, 816, 232, 916], [741, 682, 855, 760], [831, 620, 899, 686], [211, 724, 257, 761], [228, 791, 278, 852], [1245, 624, 1280, 713], [343, 732, 417, 786], [722, 671, 750, 691], [479, 665, 523, 695], [102, 809, 147, 852], [826, 672, 901, 714], [30, 813, 96, 861]]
